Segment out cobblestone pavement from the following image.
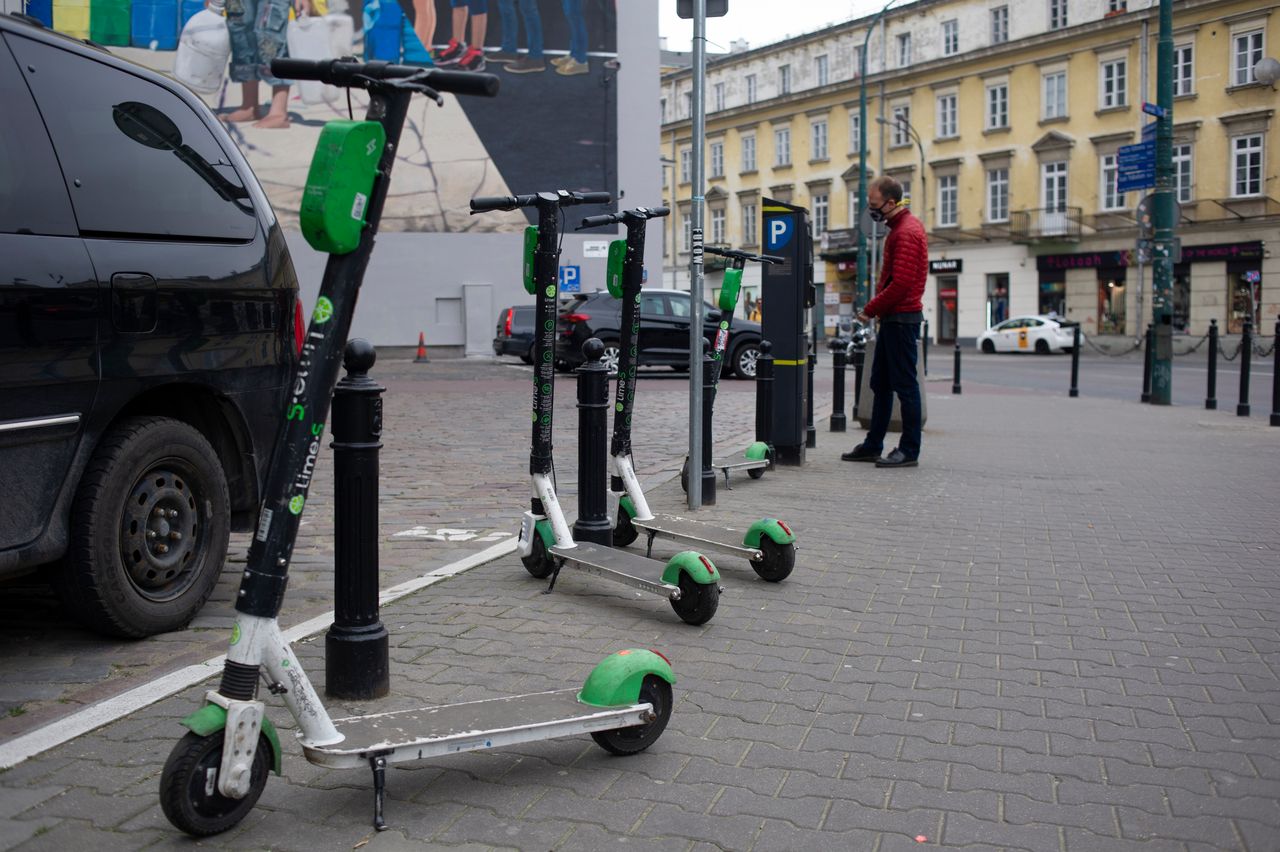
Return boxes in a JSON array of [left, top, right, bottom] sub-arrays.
[[2, 356, 1278, 851]]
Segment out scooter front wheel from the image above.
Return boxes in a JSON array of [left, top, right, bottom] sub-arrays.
[[669, 571, 719, 625], [590, 675, 673, 755], [614, 509, 638, 547], [160, 729, 270, 836], [747, 467, 765, 480], [522, 535, 557, 579], [751, 538, 795, 583]]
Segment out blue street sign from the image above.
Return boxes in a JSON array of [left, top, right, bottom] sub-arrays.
[[559, 265, 581, 292], [1142, 101, 1167, 118], [1142, 121, 1157, 143], [1117, 141, 1156, 193], [766, 213, 794, 252]]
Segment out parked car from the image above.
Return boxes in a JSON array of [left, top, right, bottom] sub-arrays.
[[0, 15, 301, 637], [492, 304, 536, 362], [977, 315, 1083, 354], [556, 289, 765, 378]]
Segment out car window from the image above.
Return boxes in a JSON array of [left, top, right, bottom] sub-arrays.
[[994, 320, 1015, 331], [1028, 319, 1044, 327], [667, 294, 691, 318], [0, 38, 76, 236], [8, 35, 255, 241], [640, 293, 666, 316]]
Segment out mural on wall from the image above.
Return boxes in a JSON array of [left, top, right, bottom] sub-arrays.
[[28, 0, 618, 233]]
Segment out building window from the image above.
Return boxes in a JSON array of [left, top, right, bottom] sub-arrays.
[[711, 208, 726, 244], [713, 82, 725, 112], [986, 83, 1008, 130], [986, 167, 1009, 222], [1100, 153, 1124, 211], [849, 112, 861, 153], [812, 193, 829, 235], [741, 134, 756, 172], [853, 45, 864, 75], [779, 64, 791, 96], [891, 104, 911, 146], [774, 127, 791, 166], [745, 74, 757, 104], [991, 6, 1008, 44], [1108, 0, 1126, 12], [683, 92, 692, 117], [682, 214, 691, 252], [660, 97, 667, 122], [1173, 144, 1193, 203], [742, 202, 757, 244], [1233, 29, 1264, 86], [1042, 160, 1068, 210], [1100, 59, 1127, 108], [900, 179, 912, 205], [1232, 134, 1263, 196], [897, 33, 912, 67], [937, 93, 957, 138], [710, 142, 724, 178], [942, 19, 959, 56], [938, 175, 957, 226], [810, 120, 828, 160], [1043, 71, 1067, 119], [1049, 0, 1067, 30], [816, 54, 829, 87], [1173, 44, 1194, 96], [679, 148, 690, 184]]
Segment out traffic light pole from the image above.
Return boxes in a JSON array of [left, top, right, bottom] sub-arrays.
[[1150, 0, 1175, 405]]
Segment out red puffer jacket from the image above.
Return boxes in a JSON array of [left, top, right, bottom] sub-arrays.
[[864, 208, 928, 318]]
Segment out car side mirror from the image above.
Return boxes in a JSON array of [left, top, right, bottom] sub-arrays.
[[706, 309, 722, 322]]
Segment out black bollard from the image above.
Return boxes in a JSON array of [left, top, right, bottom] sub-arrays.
[[852, 343, 865, 417], [952, 343, 962, 395], [701, 340, 717, 505], [1069, 325, 1080, 398], [326, 339, 389, 700], [1206, 319, 1218, 410], [573, 338, 612, 545], [1238, 320, 1252, 418], [830, 347, 847, 432], [1271, 317, 1280, 427], [1141, 323, 1154, 403], [755, 340, 775, 463], [805, 334, 817, 449], [923, 320, 929, 376]]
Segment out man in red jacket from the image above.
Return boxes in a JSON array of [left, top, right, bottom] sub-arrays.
[[843, 176, 926, 468]]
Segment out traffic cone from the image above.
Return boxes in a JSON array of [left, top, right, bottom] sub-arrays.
[[414, 331, 430, 363]]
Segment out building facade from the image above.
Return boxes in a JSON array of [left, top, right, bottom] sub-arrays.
[[661, 0, 1278, 342]]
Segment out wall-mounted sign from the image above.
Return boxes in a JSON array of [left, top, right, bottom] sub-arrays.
[[929, 258, 963, 273]]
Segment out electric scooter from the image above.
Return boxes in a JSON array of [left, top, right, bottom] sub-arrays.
[[469, 195, 722, 626], [159, 58, 677, 838], [578, 211, 797, 582], [680, 247, 783, 489]]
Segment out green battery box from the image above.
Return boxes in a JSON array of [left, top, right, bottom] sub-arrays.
[[300, 121, 387, 254]]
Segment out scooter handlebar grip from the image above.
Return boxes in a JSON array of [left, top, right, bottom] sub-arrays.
[[420, 69, 501, 97], [270, 58, 332, 81], [579, 214, 617, 228], [647, 206, 671, 217], [757, 253, 785, 263], [470, 196, 518, 212], [574, 191, 613, 206]]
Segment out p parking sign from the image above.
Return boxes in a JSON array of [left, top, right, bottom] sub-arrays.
[[559, 265, 581, 293]]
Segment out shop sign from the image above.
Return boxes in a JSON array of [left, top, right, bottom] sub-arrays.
[[1038, 241, 1263, 271], [929, 259, 963, 273], [938, 287, 957, 298], [1178, 242, 1264, 263]]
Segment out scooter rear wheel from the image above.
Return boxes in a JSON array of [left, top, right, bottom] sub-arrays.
[[750, 538, 795, 583], [522, 535, 557, 579], [590, 675, 673, 755], [747, 467, 765, 480], [160, 729, 270, 836], [669, 570, 718, 625]]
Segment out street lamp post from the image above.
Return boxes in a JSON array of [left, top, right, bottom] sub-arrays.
[[875, 115, 926, 230], [856, 0, 898, 310]]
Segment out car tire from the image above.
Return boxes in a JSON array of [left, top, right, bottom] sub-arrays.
[[731, 340, 762, 379], [520, 345, 533, 364], [981, 339, 996, 354], [54, 416, 230, 638], [1035, 339, 1051, 354]]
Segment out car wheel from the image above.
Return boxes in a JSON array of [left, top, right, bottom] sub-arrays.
[[1034, 338, 1051, 354], [54, 416, 230, 638], [981, 339, 996, 354], [600, 341, 621, 374], [521, 344, 534, 364], [732, 341, 761, 379]]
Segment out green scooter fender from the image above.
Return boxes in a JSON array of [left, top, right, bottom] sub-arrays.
[[180, 703, 283, 775], [533, 518, 556, 549], [578, 649, 675, 708], [744, 441, 770, 462], [743, 518, 796, 548], [618, 496, 636, 520], [660, 550, 720, 586]]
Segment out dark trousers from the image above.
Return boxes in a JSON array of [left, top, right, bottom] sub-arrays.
[[865, 321, 922, 459]]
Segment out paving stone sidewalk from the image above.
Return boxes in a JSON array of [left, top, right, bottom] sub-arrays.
[[2, 365, 1278, 851]]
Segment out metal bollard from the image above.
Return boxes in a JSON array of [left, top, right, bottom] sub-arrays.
[[952, 343, 962, 395], [830, 347, 847, 432], [805, 334, 817, 449], [700, 341, 717, 505], [1069, 325, 1081, 398], [1206, 319, 1218, 410], [1141, 323, 1154, 403], [326, 339, 389, 700], [1238, 320, 1252, 418], [923, 320, 929, 376], [573, 339, 612, 545], [852, 344, 865, 417], [1271, 316, 1280, 427], [755, 340, 775, 463]]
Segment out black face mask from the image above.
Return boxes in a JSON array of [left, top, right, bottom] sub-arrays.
[[868, 199, 895, 223]]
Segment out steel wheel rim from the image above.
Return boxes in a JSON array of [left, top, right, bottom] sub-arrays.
[[119, 459, 205, 602], [738, 347, 759, 377]]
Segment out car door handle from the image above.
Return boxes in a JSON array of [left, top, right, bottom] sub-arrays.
[[673, 322, 690, 329]]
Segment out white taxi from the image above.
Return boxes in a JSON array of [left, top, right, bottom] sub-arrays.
[[977, 315, 1083, 354]]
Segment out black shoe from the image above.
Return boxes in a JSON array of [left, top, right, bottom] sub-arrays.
[[505, 56, 547, 73], [875, 449, 918, 468], [841, 443, 882, 462], [488, 49, 520, 63]]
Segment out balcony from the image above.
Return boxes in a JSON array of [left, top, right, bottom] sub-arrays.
[[1010, 206, 1083, 243]]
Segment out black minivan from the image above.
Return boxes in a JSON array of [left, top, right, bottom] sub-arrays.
[[0, 15, 300, 637]]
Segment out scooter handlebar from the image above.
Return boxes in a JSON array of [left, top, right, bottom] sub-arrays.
[[471, 190, 611, 214], [579, 213, 617, 228], [469, 195, 537, 213], [756, 252, 785, 264], [578, 206, 671, 230], [269, 59, 501, 97]]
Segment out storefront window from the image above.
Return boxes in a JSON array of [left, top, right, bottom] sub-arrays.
[[1097, 268, 1126, 334], [986, 273, 1009, 328], [1039, 272, 1066, 317], [1227, 261, 1261, 334], [936, 276, 958, 343], [1173, 264, 1190, 333]]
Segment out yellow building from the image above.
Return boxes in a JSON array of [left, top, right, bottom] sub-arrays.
[[661, 0, 1278, 342]]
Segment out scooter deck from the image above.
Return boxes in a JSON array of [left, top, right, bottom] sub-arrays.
[[711, 458, 768, 473], [632, 513, 762, 561], [549, 541, 681, 598], [302, 688, 651, 769]]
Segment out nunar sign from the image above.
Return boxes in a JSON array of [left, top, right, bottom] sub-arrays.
[[929, 259, 963, 274]]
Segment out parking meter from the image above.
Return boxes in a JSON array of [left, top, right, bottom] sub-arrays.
[[761, 199, 812, 465]]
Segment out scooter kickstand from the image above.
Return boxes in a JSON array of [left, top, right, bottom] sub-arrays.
[[370, 755, 389, 831], [543, 560, 563, 594], [645, 530, 657, 559], [722, 467, 733, 489]]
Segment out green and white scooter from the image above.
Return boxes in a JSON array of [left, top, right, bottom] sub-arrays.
[[577, 209, 797, 582], [159, 59, 676, 838]]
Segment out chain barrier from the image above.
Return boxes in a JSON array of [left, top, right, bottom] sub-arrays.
[[1255, 337, 1277, 359], [1084, 337, 1142, 357], [1218, 339, 1244, 362], [1172, 330, 1212, 357]]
